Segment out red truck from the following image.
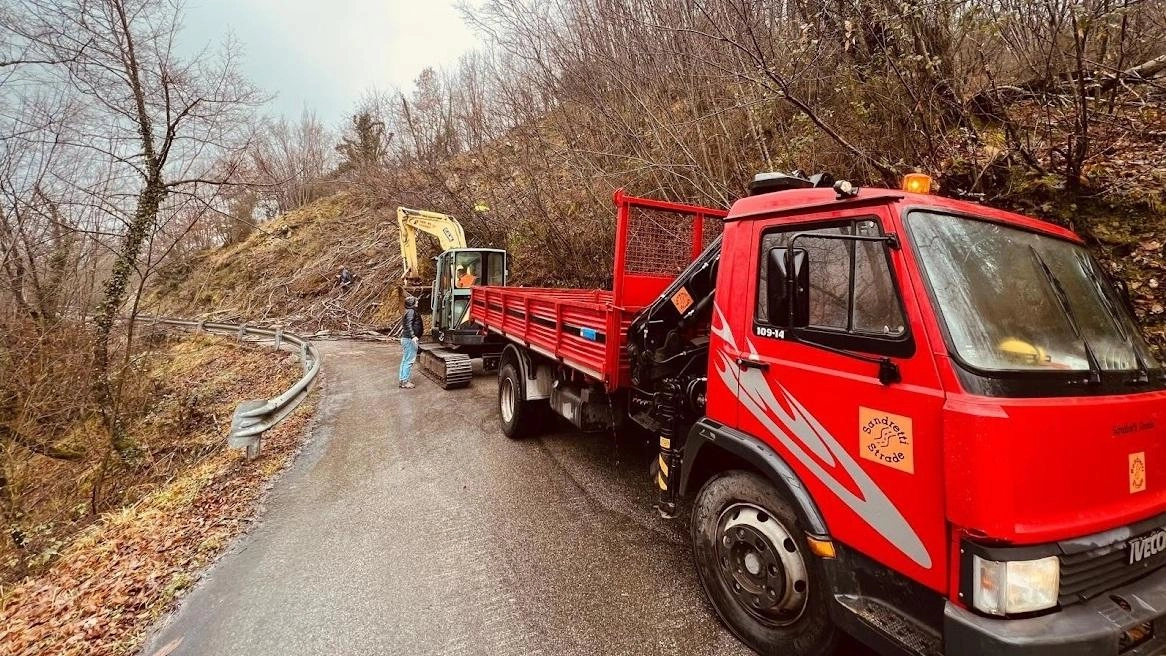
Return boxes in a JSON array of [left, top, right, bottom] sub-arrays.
[[470, 172, 1166, 656]]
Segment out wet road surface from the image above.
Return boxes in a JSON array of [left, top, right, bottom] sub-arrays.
[[142, 341, 874, 656]]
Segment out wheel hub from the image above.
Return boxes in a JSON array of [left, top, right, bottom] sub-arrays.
[[500, 376, 515, 423], [715, 503, 808, 626], [744, 551, 762, 576]]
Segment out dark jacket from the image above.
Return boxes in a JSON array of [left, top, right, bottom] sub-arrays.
[[401, 308, 423, 339]]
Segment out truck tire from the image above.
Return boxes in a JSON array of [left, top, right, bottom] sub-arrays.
[[498, 362, 534, 439], [692, 470, 837, 656]]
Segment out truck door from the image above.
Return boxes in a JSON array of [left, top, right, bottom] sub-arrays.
[[730, 207, 947, 592]]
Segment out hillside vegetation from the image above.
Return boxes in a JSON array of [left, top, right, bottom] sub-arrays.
[[1, 333, 301, 583], [145, 0, 1166, 346], [148, 195, 406, 333], [148, 121, 1166, 349], [0, 333, 312, 656]]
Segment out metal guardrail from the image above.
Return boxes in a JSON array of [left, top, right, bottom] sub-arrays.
[[137, 316, 322, 460]]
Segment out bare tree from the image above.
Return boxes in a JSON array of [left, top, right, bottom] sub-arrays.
[[2, 0, 262, 508], [251, 109, 334, 214]]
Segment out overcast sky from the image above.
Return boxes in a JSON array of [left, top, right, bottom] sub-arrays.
[[182, 0, 483, 127]]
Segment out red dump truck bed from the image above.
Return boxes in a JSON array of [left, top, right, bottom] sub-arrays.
[[470, 287, 638, 389], [470, 191, 727, 391]]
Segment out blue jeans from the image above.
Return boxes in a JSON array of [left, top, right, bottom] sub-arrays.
[[399, 337, 418, 382]]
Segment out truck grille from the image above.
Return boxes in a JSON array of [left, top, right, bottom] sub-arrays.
[[1059, 530, 1166, 606]]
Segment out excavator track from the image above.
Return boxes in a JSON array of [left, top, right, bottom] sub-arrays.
[[419, 344, 473, 389]]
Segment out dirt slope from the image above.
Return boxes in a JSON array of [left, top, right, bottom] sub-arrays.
[[148, 194, 405, 334]]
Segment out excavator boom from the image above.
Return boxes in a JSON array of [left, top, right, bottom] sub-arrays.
[[397, 207, 468, 281]]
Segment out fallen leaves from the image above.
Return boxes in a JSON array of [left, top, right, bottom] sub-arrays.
[[0, 334, 316, 656]]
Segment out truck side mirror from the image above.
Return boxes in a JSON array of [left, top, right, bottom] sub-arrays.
[[767, 247, 809, 327]]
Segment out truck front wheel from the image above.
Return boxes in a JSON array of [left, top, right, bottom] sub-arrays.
[[498, 362, 533, 439], [692, 470, 837, 656]]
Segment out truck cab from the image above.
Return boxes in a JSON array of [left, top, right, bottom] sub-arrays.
[[683, 177, 1166, 655], [474, 177, 1166, 655]]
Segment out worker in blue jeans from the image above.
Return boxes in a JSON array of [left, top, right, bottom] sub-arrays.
[[399, 295, 423, 389]]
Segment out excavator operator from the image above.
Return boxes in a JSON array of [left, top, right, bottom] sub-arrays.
[[458, 262, 478, 288]]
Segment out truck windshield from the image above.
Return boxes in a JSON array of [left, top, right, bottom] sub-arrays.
[[907, 211, 1162, 373]]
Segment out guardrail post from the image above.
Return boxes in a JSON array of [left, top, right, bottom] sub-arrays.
[[196, 319, 206, 333], [237, 324, 247, 342], [274, 327, 283, 351], [301, 342, 310, 374]]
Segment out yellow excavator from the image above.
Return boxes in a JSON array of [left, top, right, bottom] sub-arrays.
[[397, 207, 509, 388]]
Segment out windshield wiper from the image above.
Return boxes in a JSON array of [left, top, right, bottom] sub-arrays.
[[1029, 246, 1102, 384], [1074, 251, 1157, 384]]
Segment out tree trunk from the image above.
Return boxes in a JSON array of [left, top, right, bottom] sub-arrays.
[[91, 175, 164, 450], [91, 0, 163, 464]]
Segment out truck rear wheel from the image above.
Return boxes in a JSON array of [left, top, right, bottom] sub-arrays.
[[498, 362, 534, 439], [692, 470, 837, 656]]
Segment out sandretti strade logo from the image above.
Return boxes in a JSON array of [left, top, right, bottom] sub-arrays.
[[1131, 452, 1147, 494], [859, 408, 915, 475]]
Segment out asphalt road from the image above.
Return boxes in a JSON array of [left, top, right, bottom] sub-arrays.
[[141, 340, 755, 656]]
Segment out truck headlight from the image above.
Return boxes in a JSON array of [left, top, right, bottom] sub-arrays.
[[972, 555, 1060, 615]]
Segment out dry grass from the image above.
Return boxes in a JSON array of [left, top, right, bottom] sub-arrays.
[[0, 332, 314, 656], [148, 194, 407, 333]]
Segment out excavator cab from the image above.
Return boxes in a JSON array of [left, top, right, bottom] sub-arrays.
[[397, 205, 509, 388], [432, 248, 507, 341]]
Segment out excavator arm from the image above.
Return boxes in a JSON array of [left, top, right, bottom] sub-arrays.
[[397, 207, 468, 281]]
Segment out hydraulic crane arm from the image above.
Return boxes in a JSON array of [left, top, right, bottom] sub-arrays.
[[397, 207, 468, 281]]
